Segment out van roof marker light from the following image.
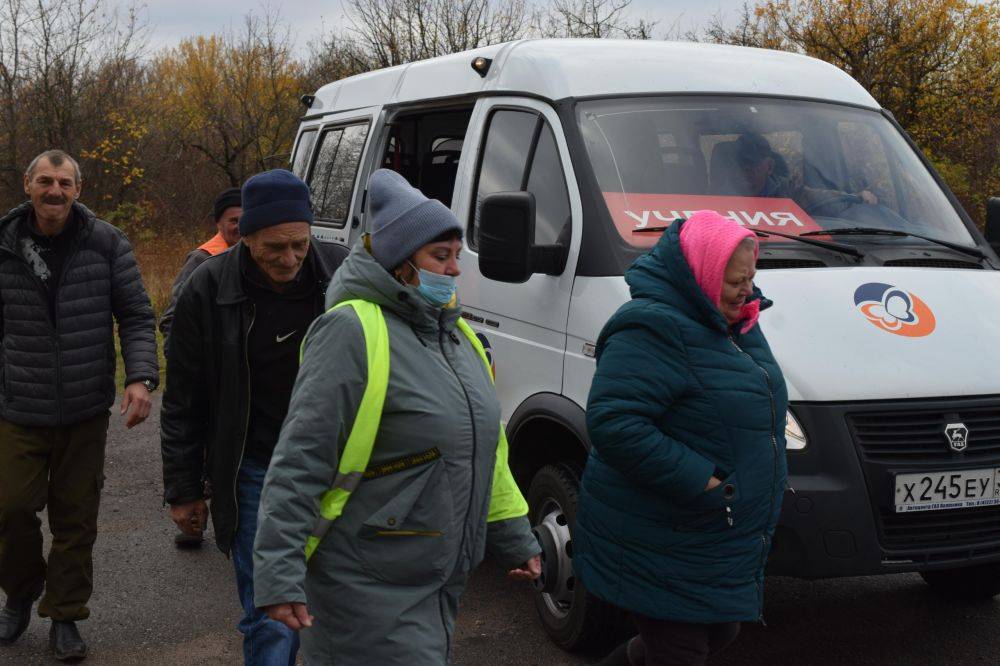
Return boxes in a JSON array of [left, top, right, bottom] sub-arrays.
[[471, 57, 492, 78]]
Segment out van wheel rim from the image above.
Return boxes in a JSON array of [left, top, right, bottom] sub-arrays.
[[533, 498, 575, 620]]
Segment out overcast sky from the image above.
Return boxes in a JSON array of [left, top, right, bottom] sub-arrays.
[[130, 0, 750, 56]]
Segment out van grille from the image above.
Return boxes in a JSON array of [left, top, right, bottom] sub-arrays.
[[880, 506, 1000, 551], [847, 406, 1000, 462], [883, 258, 983, 269]]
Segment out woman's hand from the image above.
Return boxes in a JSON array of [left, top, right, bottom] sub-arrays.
[[265, 602, 314, 631], [704, 476, 722, 491], [507, 555, 542, 581]]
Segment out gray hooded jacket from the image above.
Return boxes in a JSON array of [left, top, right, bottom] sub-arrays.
[[253, 242, 539, 664]]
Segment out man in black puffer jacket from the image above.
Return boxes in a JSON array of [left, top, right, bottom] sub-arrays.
[[0, 150, 158, 661]]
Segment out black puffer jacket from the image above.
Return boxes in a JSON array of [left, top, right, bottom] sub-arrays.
[[160, 240, 348, 554], [0, 202, 158, 427]]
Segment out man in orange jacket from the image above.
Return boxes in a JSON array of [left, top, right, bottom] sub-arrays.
[[159, 188, 241, 350], [158, 186, 241, 548]]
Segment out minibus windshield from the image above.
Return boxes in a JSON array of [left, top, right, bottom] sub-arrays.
[[576, 96, 976, 253]]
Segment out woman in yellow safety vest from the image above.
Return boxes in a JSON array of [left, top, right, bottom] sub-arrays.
[[252, 169, 541, 665]]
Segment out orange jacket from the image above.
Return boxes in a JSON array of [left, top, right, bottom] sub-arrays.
[[198, 232, 230, 256]]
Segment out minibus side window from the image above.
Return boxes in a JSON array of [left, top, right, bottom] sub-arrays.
[[471, 109, 571, 250], [526, 124, 571, 247], [291, 129, 317, 179], [308, 121, 370, 227], [379, 108, 473, 207]]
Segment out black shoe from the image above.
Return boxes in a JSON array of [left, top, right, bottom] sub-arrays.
[[0, 585, 42, 646], [49, 620, 87, 662], [598, 636, 644, 666], [174, 530, 204, 549]]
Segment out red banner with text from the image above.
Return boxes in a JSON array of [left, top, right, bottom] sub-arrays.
[[602, 192, 824, 247]]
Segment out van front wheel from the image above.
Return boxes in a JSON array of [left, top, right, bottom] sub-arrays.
[[920, 562, 1000, 600], [527, 464, 630, 652]]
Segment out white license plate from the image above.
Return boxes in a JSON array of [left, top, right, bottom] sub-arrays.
[[894, 468, 1000, 513]]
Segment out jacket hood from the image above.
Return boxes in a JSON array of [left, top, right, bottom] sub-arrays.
[[325, 239, 461, 334], [626, 219, 771, 335]]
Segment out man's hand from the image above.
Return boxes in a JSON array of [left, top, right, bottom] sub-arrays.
[[121, 381, 152, 429], [507, 555, 542, 581], [704, 476, 722, 491], [265, 603, 313, 631], [170, 499, 208, 537], [859, 190, 879, 205]]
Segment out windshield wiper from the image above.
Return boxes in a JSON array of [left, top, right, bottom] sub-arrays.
[[800, 226, 985, 259], [634, 225, 865, 258]]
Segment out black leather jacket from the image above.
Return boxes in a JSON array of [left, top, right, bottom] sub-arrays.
[[160, 240, 348, 554]]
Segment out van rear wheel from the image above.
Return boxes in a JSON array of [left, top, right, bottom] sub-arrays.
[[527, 464, 631, 652], [920, 562, 1000, 600]]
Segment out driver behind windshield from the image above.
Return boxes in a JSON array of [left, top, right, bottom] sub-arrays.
[[712, 131, 878, 212]]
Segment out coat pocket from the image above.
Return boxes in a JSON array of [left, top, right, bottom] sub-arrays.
[[674, 473, 740, 532], [683, 472, 740, 510], [356, 457, 454, 586]]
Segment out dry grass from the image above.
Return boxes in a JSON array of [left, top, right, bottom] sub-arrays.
[[133, 230, 205, 316], [114, 231, 209, 388]]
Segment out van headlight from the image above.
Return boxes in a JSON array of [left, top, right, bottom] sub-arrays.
[[785, 409, 808, 451]]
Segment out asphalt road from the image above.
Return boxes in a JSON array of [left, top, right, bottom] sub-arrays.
[[2, 396, 999, 665]]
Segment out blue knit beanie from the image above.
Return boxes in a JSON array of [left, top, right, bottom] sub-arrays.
[[368, 169, 462, 270], [239, 169, 313, 235]]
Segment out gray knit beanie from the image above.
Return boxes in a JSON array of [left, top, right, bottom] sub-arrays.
[[368, 169, 462, 270]]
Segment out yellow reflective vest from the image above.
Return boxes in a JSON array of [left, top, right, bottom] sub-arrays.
[[304, 299, 528, 560]]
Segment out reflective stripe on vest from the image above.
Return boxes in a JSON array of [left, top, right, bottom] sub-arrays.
[[304, 300, 390, 560], [304, 302, 528, 561]]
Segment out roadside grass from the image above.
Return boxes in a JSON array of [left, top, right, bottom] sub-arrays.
[[114, 231, 203, 389]]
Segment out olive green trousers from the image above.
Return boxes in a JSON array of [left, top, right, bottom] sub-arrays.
[[0, 411, 109, 621]]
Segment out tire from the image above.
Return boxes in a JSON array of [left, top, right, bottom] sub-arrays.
[[920, 562, 1000, 600], [527, 463, 631, 652]]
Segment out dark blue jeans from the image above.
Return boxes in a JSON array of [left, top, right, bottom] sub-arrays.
[[232, 459, 299, 666]]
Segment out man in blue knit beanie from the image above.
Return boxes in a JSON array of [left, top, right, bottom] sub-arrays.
[[161, 169, 348, 665]]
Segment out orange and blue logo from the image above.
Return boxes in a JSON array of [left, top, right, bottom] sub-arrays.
[[854, 283, 936, 337]]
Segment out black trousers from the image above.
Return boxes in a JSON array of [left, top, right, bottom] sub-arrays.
[[632, 614, 741, 666], [0, 411, 109, 621]]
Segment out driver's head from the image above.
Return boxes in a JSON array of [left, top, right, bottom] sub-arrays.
[[735, 132, 775, 195]]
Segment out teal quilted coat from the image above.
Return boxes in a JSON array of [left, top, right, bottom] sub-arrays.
[[575, 219, 788, 623]]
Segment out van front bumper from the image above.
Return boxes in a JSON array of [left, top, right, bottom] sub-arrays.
[[766, 396, 1000, 579]]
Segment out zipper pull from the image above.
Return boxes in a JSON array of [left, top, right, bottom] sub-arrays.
[[725, 505, 734, 527], [786, 481, 796, 494]]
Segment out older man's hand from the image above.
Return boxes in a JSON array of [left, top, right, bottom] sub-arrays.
[[121, 381, 152, 428], [170, 499, 208, 536]]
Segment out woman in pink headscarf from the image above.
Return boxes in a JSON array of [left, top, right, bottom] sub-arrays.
[[575, 210, 789, 666]]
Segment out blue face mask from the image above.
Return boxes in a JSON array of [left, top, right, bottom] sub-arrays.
[[411, 263, 456, 307]]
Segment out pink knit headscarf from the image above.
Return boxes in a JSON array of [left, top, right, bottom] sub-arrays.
[[678, 210, 761, 333]]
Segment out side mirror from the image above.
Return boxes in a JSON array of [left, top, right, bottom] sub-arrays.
[[478, 191, 566, 283], [986, 197, 1000, 255]]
